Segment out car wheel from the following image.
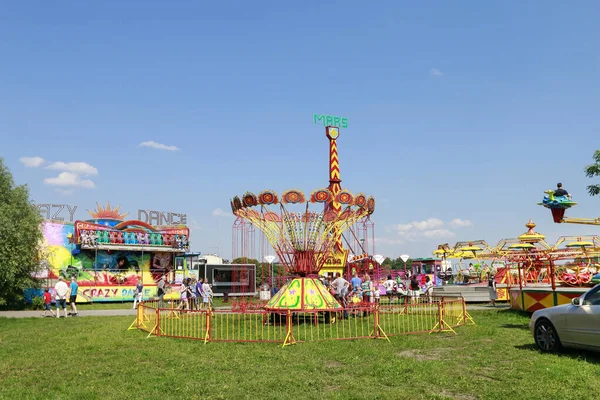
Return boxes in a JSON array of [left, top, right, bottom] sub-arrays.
[[534, 319, 561, 352]]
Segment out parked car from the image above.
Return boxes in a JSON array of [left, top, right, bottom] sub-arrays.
[[530, 283, 600, 352]]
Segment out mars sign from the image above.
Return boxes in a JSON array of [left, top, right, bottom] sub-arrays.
[[313, 113, 348, 129]]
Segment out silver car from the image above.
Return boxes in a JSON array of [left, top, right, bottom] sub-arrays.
[[530, 284, 600, 352]]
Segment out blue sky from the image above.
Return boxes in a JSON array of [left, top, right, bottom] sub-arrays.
[[1, 1, 599, 261]]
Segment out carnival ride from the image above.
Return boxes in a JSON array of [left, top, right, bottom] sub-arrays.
[[433, 240, 497, 284], [231, 125, 379, 291], [434, 219, 600, 310], [230, 188, 375, 311], [537, 189, 600, 285]]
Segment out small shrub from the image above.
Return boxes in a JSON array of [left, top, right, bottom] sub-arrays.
[[31, 296, 44, 310]]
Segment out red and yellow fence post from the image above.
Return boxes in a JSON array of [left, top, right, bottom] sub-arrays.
[[204, 309, 212, 344], [282, 310, 296, 347]]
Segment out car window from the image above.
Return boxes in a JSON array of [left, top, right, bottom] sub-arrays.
[[583, 285, 600, 306]]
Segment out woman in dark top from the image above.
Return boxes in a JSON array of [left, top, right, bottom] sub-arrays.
[[409, 275, 420, 303]]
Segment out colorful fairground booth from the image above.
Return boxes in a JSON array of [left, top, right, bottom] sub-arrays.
[[39, 202, 190, 303], [411, 258, 444, 286]]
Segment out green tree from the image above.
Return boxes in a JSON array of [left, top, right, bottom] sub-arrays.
[[382, 257, 393, 268], [585, 150, 600, 196], [0, 158, 44, 306], [232, 257, 260, 267]]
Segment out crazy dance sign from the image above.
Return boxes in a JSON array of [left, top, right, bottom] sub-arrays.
[[36, 204, 78, 222]]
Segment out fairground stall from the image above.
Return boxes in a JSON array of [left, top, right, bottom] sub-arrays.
[[39, 202, 189, 302]]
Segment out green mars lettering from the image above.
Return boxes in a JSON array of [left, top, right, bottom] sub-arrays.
[[313, 113, 349, 128]]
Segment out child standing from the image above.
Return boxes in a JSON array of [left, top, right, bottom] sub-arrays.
[[425, 276, 434, 303], [201, 278, 213, 310], [132, 276, 144, 309], [42, 289, 56, 317]]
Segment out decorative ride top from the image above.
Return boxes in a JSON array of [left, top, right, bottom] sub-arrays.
[[231, 188, 375, 276]]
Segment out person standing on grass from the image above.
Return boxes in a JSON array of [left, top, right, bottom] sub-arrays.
[[177, 279, 190, 310], [42, 288, 56, 317], [424, 276, 434, 303], [409, 275, 420, 303], [202, 278, 213, 310], [361, 274, 373, 303], [54, 277, 69, 318], [69, 277, 79, 316], [133, 276, 143, 309], [383, 275, 397, 303], [157, 275, 166, 308], [188, 277, 197, 310], [351, 272, 362, 291], [373, 281, 380, 304], [196, 277, 204, 307], [331, 273, 349, 304], [488, 275, 498, 307]]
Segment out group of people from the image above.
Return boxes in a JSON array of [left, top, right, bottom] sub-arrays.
[[323, 272, 435, 306], [174, 276, 213, 311], [42, 276, 79, 318]]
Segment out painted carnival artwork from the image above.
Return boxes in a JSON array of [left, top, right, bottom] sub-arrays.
[[41, 202, 189, 302]]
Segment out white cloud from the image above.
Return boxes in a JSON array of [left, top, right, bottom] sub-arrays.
[[139, 141, 179, 151], [430, 68, 443, 77], [212, 208, 232, 217], [46, 161, 98, 176], [422, 229, 456, 238], [375, 237, 404, 245], [55, 188, 74, 196], [392, 218, 444, 233], [44, 172, 95, 189], [449, 218, 472, 228], [385, 218, 463, 243], [187, 219, 202, 230], [20, 156, 45, 167]]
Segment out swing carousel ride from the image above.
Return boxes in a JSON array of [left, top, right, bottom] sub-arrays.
[[231, 188, 375, 311], [230, 124, 377, 311]]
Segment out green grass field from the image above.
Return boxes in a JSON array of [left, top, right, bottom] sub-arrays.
[[0, 310, 598, 400]]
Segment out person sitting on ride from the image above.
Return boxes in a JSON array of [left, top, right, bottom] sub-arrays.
[[553, 182, 571, 199]]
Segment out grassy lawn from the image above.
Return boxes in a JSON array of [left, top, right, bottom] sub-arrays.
[[0, 310, 598, 400]]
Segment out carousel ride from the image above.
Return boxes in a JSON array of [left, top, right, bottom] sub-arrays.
[[434, 219, 600, 309], [433, 240, 497, 284], [231, 188, 375, 311], [436, 220, 600, 289]]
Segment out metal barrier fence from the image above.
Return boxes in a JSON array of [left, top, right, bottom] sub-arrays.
[[129, 296, 474, 346]]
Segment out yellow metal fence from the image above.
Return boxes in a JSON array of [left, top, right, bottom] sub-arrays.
[[130, 296, 473, 345]]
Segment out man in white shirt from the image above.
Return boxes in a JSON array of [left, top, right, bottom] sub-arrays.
[[54, 277, 69, 318], [331, 273, 349, 304], [383, 275, 397, 302]]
